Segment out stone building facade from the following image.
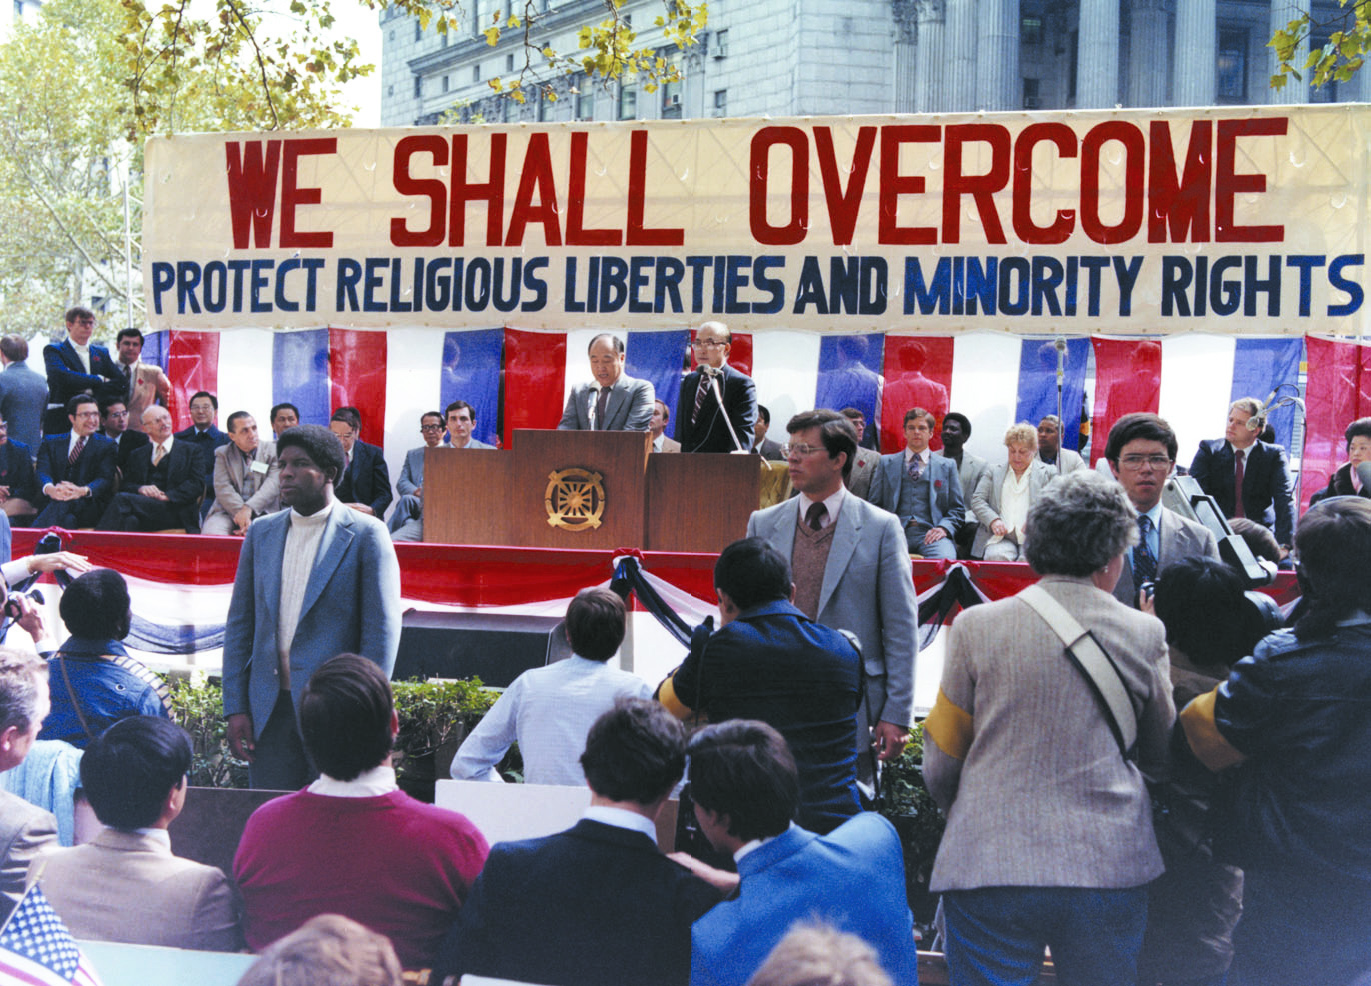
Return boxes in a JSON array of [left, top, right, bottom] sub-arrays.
[[380, 0, 1368, 128]]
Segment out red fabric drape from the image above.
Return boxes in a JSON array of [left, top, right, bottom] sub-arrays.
[[881, 336, 954, 453], [166, 331, 220, 431], [1089, 338, 1162, 465], [502, 328, 567, 434], [1301, 336, 1371, 510], [328, 328, 388, 446]]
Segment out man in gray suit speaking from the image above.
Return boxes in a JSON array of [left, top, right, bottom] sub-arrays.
[[747, 409, 920, 776], [223, 425, 401, 789], [557, 334, 654, 432]]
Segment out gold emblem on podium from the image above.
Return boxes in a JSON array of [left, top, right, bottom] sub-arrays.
[[544, 468, 605, 531]]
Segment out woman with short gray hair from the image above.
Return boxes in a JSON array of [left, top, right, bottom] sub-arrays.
[[970, 423, 1057, 562], [922, 471, 1175, 986]]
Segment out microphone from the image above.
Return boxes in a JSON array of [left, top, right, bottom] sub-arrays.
[[1053, 336, 1066, 387], [587, 386, 601, 430], [1248, 388, 1279, 432]]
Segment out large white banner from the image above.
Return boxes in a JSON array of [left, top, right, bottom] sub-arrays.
[[143, 105, 1371, 335]]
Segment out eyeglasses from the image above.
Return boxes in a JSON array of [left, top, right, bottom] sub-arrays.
[[1118, 454, 1173, 470], [782, 443, 828, 458], [420, 424, 444, 432]]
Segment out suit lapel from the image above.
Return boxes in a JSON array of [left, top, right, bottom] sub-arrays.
[[819, 495, 862, 615], [59, 341, 82, 373], [260, 514, 290, 627], [604, 379, 625, 429], [298, 507, 355, 623]]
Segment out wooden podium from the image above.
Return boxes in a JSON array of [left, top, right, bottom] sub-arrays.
[[423, 430, 763, 552]]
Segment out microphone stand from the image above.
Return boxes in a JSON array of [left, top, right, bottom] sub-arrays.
[[1054, 337, 1066, 476], [707, 369, 746, 453]]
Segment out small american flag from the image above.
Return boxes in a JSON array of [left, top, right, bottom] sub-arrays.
[[0, 885, 103, 986]]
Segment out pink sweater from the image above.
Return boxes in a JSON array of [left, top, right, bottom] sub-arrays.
[[234, 789, 488, 969]]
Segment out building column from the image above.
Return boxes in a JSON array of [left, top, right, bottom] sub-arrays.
[[1174, 0, 1216, 106], [1126, 0, 1169, 107], [1269, 0, 1309, 102], [944, 0, 978, 111], [977, 0, 1020, 111], [1075, 0, 1120, 108], [892, 0, 919, 113], [914, 0, 945, 113]]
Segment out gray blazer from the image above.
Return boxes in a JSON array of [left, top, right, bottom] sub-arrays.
[[867, 451, 965, 535], [0, 789, 56, 915], [205, 440, 281, 526], [397, 441, 493, 496], [747, 493, 919, 728], [845, 449, 878, 500], [1111, 506, 1220, 607], [969, 460, 1057, 558], [29, 828, 242, 951], [557, 375, 654, 431], [222, 504, 402, 740], [0, 364, 48, 453], [924, 575, 1174, 891]]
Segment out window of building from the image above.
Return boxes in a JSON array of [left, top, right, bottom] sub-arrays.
[[712, 89, 727, 117], [1308, 37, 1342, 102], [660, 50, 683, 119], [1216, 27, 1248, 101], [388, 28, 395, 42], [474, 64, 482, 82], [575, 78, 594, 120], [1023, 78, 1041, 109], [443, 75, 450, 93], [414, 75, 423, 99], [388, 84, 394, 97], [414, 18, 422, 41], [1067, 30, 1077, 101], [538, 88, 552, 121], [1021, 15, 1043, 45], [506, 53, 515, 72], [619, 83, 638, 120], [714, 28, 728, 58]]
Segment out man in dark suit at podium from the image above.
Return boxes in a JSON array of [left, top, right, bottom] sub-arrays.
[[677, 321, 757, 454], [558, 334, 654, 432]]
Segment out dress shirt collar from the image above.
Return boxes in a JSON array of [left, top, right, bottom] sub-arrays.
[[152, 434, 174, 457], [290, 497, 337, 527], [582, 805, 659, 842], [904, 447, 930, 466], [123, 827, 171, 845], [308, 764, 398, 797], [1139, 501, 1164, 530], [734, 822, 796, 865], [652, 433, 664, 452], [67, 432, 90, 455], [797, 485, 845, 530]]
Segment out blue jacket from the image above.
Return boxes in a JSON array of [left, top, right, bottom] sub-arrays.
[[39, 638, 169, 749], [42, 342, 124, 435], [691, 813, 920, 986], [660, 600, 862, 833]]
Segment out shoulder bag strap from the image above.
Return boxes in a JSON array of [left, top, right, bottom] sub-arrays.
[[1018, 584, 1138, 759]]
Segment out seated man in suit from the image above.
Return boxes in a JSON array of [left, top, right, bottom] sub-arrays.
[[840, 407, 879, 499], [41, 307, 124, 436], [0, 417, 38, 524], [33, 394, 118, 529], [434, 698, 726, 986], [687, 720, 919, 986], [452, 587, 650, 785], [868, 406, 965, 560], [235, 654, 488, 971], [96, 405, 207, 533], [558, 333, 654, 432], [657, 538, 862, 834], [1038, 415, 1087, 474], [29, 716, 242, 950], [175, 391, 231, 520], [270, 402, 300, 440], [389, 401, 492, 542], [677, 321, 757, 453], [1189, 397, 1296, 553], [752, 405, 784, 460], [1106, 412, 1219, 608], [202, 411, 280, 536], [330, 406, 392, 518], [0, 647, 58, 920], [98, 396, 150, 474], [39, 569, 169, 749]]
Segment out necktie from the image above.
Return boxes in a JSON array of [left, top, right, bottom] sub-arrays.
[[1134, 515, 1158, 590], [152, 443, 166, 468], [242, 450, 256, 496], [692, 370, 712, 425], [68, 437, 85, 466], [1233, 449, 1246, 518], [594, 386, 610, 430], [805, 502, 826, 531], [124, 363, 133, 396], [906, 455, 923, 482]]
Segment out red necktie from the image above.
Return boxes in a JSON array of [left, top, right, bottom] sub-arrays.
[[1233, 449, 1246, 518]]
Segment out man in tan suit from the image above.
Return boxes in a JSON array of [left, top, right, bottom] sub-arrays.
[[202, 411, 281, 536], [30, 715, 243, 951], [115, 328, 171, 434], [649, 400, 681, 453]]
